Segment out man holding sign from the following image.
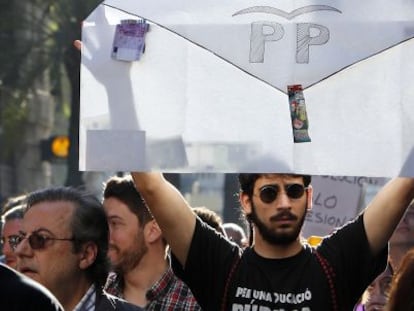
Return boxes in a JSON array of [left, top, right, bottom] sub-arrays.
[[131, 172, 414, 310]]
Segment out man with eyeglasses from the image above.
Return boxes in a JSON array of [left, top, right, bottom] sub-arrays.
[[1, 204, 24, 269], [131, 172, 414, 311], [12, 187, 142, 311]]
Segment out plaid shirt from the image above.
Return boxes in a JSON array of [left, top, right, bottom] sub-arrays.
[[105, 267, 201, 311]]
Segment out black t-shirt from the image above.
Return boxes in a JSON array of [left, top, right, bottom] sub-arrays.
[[0, 263, 64, 311], [172, 214, 387, 311]]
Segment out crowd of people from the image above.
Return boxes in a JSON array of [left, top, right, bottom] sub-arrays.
[[1, 173, 414, 310]]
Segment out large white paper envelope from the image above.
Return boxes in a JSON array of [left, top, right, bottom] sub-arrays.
[[80, 1, 414, 176]]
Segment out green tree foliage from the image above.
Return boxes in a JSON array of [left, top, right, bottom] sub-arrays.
[[0, 0, 101, 186]]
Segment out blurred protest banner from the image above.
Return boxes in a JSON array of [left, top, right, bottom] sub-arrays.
[[303, 176, 388, 237]]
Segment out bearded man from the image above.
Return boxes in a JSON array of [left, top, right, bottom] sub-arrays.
[[131, 172, 414, 311], [102, 175, 201, 310]]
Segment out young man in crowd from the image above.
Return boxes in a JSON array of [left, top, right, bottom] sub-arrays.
[[13, 186, 142, 311], [131, 172, 414, 310], [103, 175, 201, 310]]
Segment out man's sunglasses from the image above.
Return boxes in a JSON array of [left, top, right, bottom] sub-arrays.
[[11, 231, 75, 251], [257, 184, 308, 204]]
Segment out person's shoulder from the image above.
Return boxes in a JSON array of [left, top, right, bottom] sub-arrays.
[[96, 290, 143, 311], [0, 264, 63, 310]]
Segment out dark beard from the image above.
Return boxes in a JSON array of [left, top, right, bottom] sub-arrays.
[[112, 235, 148, 274], [247, 200, 307, 245]]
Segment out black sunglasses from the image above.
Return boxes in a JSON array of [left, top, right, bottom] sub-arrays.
[[12, 231, 75, 251], [257, 184, 308, 204]]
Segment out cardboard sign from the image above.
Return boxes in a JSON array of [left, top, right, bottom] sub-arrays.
[[80, 1, 414, 175], [302, 176, 388, 237]]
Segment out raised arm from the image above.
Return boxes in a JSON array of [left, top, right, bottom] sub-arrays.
[[363, 177, 414, 255], [131, 172, 196, 266]]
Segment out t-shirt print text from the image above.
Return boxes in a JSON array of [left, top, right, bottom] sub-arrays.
[[232, 286, 313, 310]]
